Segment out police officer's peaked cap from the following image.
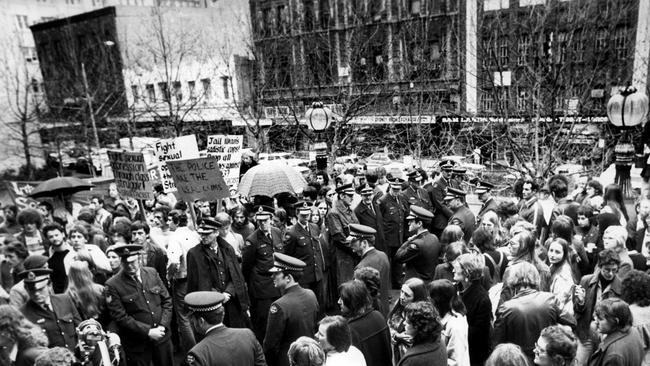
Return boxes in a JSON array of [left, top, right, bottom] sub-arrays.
[[439, 160, 456, 171], [406, 170, 422, 181], [268, 253, 306, 273], [348, 223, 376, 239], [336, 183, 355, 195], [389, 177, 406, 188], [406, 205, 434, 221], [254, 205, 275, 219], [112, 244, 143, 260], [444, 187, 467, 201], [475, 180, 495, 194], [294, 201, 313, 214], [22, 254, 49, 271], [197, 218, 223, 234], [18, 267, 52, 283], [452, 167, 467, 174], [184, 291, 226, 312], [358, 184, 374, 195]]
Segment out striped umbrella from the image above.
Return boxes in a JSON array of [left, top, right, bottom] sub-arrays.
[[238, 161, 307, 197]]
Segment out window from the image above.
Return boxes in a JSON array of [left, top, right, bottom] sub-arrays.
[[15, 15, 28, 29], [188, 81, 196, 100], [221, 77, 230, 99], [31, 78, 40, 93], [173, 81, 182, 101], [319, 0, 330, 28], [572, 33, 584, 62], [201, 78, 212, 100], [158, 82, 170, 102], [516, 89, 529, 112], [497, 37, 509, 66], [303, 0, 315, 30], [480, 92, 494, 112], [555, 32, 567, 64], [484, 0, 509, 11], [410, 0, 421, 15], [131, 85, 140, 102], [614, 28, 628, 60], [276, 5, 287, 33], [146, 84, 155, 102], [261, 8, 271, 36], [517, 35, 530, 66], [596, 29, 607, 51], [519, 0, 545, 6], [496, 88, 509, 111]]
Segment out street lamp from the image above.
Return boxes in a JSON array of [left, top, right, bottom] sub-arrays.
[[606, 86, 649, 197], [305, 102, 332, 132]]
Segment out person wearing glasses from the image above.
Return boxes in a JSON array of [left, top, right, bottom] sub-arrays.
[[573, 249, 623, 366], [533, 325, 578, 366]]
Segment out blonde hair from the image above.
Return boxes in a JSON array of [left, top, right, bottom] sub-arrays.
[[287, 336, 325, 366], [603, 225, 628, 250], [455, 253, 485, 281]]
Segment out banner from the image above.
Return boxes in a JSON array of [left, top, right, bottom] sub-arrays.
[[4, 181, 40, 210], [165, 157, 229, 202], [206, 135, 243, 188], [107, 150, 154, 200], [152, 135, 200, 193]]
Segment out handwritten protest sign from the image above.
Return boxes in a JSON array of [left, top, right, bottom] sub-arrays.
[[107, 150, 154, 200], [153, 135, 200, 193], [165, 157, 229, 202], [206, 135, 243, 188]]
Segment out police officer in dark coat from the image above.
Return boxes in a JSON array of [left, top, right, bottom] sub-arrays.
[[354, 184, 386, 253], [446, 188, 476, 243], [105, 244, 174, 366], [450, 166, 467, 190], [19, 267, 81, 353], [242, 206, 283, 341], [325, 184, 359, 286], [282, 201, 324, 299], [187, 218, 250, 328], [475, 180, 499, 224], [184, 291, 266, 366], [427, 160, 454, 237], [263, 253, 319, 366], [402, 170, 433, 213], [395, 206, 441, 282], [378, 178, 409, 288]]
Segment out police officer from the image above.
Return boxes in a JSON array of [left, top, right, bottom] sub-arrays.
[[105, 244, 173, 366], [402, 170, 433, 212], [475, 180, 498, 223], [19, 267, 81, 353], [264, 253, 319, 366], [445, 188, 476, 243], [427, 160, 455, 237], [378, 177, 409, 288], [395, 206, 441, 282], [325, 183, 359, 286], [282, 201, 324, 299], [242, 205, 283, 342], [450, 166, 467, 190], [184, 291, 266, 366], [354, 184, 386, 252]]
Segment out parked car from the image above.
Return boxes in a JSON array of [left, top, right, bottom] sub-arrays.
[[366, 152, 399, 170]]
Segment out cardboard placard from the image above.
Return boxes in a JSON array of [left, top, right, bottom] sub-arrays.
[[153, 135, 200, 193], [206, 135, 243, 188], [165, 157, 229, 202], [107, 150, 154, 200]]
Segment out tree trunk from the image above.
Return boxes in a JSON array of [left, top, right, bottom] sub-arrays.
[[20, 115, 34, 180]]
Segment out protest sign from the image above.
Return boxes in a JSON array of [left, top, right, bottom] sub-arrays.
[[107, 150, 154, 200], [153, 135, 200, 193], [165, 157, 229, 202], [206, 135, 243, 188], [3, 181, 39, 210]]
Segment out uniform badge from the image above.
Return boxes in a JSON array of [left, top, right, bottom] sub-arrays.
[[245, 241, 252, 247], [409, 243, 418, 249], [106, 295, 112, 303], [37, 319, 45, 324], [270, 305, 278, 314], [284, 234, 291, 241], [186, 354, 195, 365]]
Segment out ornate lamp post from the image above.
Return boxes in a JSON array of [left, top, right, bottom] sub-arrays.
[[305, 102, 333, 170], [606, 86, 649, 196]]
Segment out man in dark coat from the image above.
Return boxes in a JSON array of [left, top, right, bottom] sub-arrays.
[[19, 267, 80, 353], [242, 206, 283, 341], [263, 253, 319, 366], [187, 218, 250, 328], [105, 244, 174, 366], [426, 160, 454, 237], [354, 184, 386, 252], [445, 188, 476, 243], [475, 180, 499, 224], [450, 166, 467, 190], [184, 291, 266, 366], [131, 221, 168, 287], [395, 206, 440, 282], [402, 170, 433, 213], [349, 224, 391, 317], [282, 201, 324, 298], [379, 178, 409, 288], [326, 184, 359, 286]]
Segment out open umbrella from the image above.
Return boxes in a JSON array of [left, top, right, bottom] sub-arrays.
[[238, 162, 307, 197], [29, 177, 95, 198]]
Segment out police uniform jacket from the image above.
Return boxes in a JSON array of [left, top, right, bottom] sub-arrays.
[[426, 176, 450, 231], [401, 184, 433, 213], [242, 227, 283, 299], [378, 193, 409, 248], [186, 325, 266, 366], [105, 266, 173, 352], [356, 248, 391, 317], [282, 222, 324, 286], [449, 206, 476, 243], [394, 230, 441, 281], [477, 197, 499, 223], [326, 199, 359, 253], [354, 200, 386, 253], [20, 293, 81, 352], [263, 285, 318, 366]]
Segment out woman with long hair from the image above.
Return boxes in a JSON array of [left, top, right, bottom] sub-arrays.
[[440, 225, 465, 247], [546, 238, 576, 316], [66, 260, 108, 324], [397, 301, 447, 366], [0, 304, 48, 365], [472, 227, 508, 283], [429, 279, 470, 366], [600, 184, 629, 226], [503, 229, 551, 294], [387, 278, 429, 363], [480, 210, 508, 248]]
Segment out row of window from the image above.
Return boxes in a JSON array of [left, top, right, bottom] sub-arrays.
[[478, 88, 603, 113], [130, 77, 230, 104], [484, 0, 573, 11]]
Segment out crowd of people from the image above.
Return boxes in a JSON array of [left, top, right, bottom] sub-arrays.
[[0, 157, 650, 366]]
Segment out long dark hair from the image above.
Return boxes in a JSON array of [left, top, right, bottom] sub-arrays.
[[388, 278, 429, 320], [339, 280, 373, 317], [603, 184, 629, 220], [547, 238, 571, 278], [429, 279, 466, 316]]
